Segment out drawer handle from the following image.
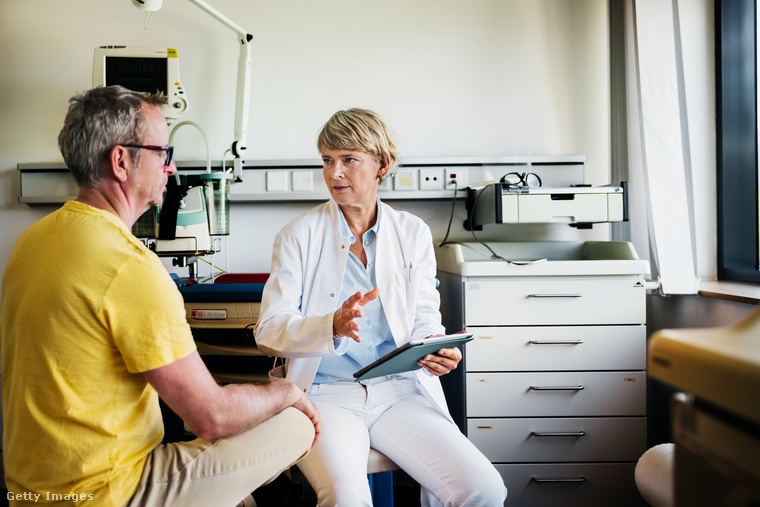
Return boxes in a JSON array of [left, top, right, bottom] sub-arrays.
[[528, 293, 583, 298], [530, 431, 586, 437], [531, 477, 586, 483], [528, 340, 584, 345], [527, 293, 583, 298], [529, 385, 585, 391]]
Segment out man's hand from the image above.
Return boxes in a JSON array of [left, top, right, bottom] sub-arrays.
[[282, 381, 322, 448], [332, 287, 380, 342], [418, 346, 462, 376]]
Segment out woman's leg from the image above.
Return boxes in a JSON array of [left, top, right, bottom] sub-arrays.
[[369, 380, 507, 507], [297, 383, 374, 507]]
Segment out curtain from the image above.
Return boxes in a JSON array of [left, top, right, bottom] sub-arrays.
[[622, 0, 700, 294]]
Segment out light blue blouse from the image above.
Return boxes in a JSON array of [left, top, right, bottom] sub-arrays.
[[313, 206, 396, 383]]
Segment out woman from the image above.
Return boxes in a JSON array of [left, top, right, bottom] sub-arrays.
[[255, 109, 506, 506]]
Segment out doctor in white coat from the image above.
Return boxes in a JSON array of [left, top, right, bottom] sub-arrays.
[[255, 109, 506, 507]]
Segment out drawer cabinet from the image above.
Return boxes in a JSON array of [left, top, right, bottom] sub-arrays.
[[466, 326, 645, 372], [436, 242, 650, 507], [466, 371, 646, 417], [494, 463, 642, 507], [464, 277, 645, 326], [468, 417, 647, 463]]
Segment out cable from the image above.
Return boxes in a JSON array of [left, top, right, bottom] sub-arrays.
[[169, 121, 211, 173], [466, 186, 509, 262], [438, 181, 460, 248]]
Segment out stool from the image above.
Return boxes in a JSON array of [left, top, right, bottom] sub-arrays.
[[635, 443, 674, 507]]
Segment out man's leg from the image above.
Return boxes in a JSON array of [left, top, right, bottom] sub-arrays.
[[125, 407, 314, 507]]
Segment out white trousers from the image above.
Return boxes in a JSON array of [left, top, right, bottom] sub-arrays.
[[297, 376, 507, 507]]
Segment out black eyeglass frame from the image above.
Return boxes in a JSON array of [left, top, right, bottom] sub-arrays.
[[500, 171, 542, 188], [122, 144, 174, 167]]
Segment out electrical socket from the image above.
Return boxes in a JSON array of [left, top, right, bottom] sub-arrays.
[[444, 168, 466, 190], [291, 170, 313, 192], [419, 168, 444, 190], [266, 170, 288, 192], [393, 169, 417, 191]]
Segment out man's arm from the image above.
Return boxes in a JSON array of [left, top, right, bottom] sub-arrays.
[[143, 351, 321, 444]]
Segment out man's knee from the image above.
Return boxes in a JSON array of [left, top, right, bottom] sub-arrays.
[[274, 406, 315, 456]]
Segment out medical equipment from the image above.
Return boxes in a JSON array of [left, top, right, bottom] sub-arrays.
[[647, 310, 760, 506], [155, 182, 212, 254], [466, 181, 628, 230], [130, 0, 252, 182], [92, 45, 189, 122], [147, 172, 233, 276]]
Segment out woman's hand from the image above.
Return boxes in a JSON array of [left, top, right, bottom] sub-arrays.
[[418, 346, 462, 376], [332, 287, 380, 342]]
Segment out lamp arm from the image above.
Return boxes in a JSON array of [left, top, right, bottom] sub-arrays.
[[187, 0, 248, 38], [187, 0, 252, 181]]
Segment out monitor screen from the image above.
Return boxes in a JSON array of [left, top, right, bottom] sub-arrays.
[[93, 46, 188, 121], [105, 56, 168, 95]]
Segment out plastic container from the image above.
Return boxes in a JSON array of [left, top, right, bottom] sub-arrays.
[[200, 172, 233, 235]]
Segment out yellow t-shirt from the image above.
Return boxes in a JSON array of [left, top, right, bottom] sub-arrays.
[[1, 201, 197, 506]]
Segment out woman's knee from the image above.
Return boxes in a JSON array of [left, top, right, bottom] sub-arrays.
[[312, 479, 373, 507], [445, 466, 507, 506]]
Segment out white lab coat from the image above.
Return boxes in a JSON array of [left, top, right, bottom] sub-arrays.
[[254, 198, 450, 418]]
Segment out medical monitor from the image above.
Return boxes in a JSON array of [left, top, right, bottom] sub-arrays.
[[93, 46, 189, 122]]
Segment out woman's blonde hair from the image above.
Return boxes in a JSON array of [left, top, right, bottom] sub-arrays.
[[317, 108, 398, 182]]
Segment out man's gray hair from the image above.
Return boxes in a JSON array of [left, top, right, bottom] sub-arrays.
[[58, 85, 167, 188]]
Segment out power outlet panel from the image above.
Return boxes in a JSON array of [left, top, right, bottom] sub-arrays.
[[444, 168, 466, 190], [394, 169, 417, 191], [291, 170, 314, 192], [266, 170, 288, 192], [419, 168, 444, 190]]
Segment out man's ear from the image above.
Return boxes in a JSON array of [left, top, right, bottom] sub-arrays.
[[110, 145, 131, 183]]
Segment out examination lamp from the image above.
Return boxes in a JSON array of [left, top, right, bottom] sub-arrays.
[[131, 0, 252, 181]]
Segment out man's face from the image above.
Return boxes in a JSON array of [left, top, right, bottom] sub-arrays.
[[131, 106, 176, 210]]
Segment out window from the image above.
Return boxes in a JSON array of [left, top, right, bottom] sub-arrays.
[[716, 0, 760, 283]]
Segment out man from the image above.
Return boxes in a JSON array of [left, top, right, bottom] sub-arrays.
[[0, 85, 320, 507]]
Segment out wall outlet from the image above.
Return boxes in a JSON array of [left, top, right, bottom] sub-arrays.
[[266, 170, 288, 192], [393, 169, 417, 191], [419, 168, 444, 190], [291, 170, 313, 192], [444, 168, 466, 190]]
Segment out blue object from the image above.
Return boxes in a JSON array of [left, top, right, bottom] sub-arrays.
[[369, 471, 394, 507], [176, 282, 265, 302]]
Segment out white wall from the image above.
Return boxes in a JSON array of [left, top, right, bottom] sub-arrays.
[[1, 0, 616, 282]]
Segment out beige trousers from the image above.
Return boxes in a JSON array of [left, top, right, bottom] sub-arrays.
[[124, 407, 314, 507]]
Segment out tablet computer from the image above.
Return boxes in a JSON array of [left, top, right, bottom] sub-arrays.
[[353, 332, 474, 382]]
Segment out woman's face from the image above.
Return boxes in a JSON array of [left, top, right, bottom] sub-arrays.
[[321, 148, 387, 211]]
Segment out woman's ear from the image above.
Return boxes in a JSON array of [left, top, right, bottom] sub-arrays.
[[377, 154, 390, 180]]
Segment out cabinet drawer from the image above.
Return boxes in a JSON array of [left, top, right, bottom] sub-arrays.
[[467, 417, 646, 462], [464, 277, 645, 326], [465, 326, 645, 371], [495, 463, 646, 507], [466, 372, 646, 417]]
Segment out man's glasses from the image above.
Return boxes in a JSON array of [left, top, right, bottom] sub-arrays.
[[122, 144, 174, 167], [501, 171, 542, 188]]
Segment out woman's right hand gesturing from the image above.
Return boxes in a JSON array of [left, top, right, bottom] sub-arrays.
[[332, 287, 380, 343]]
